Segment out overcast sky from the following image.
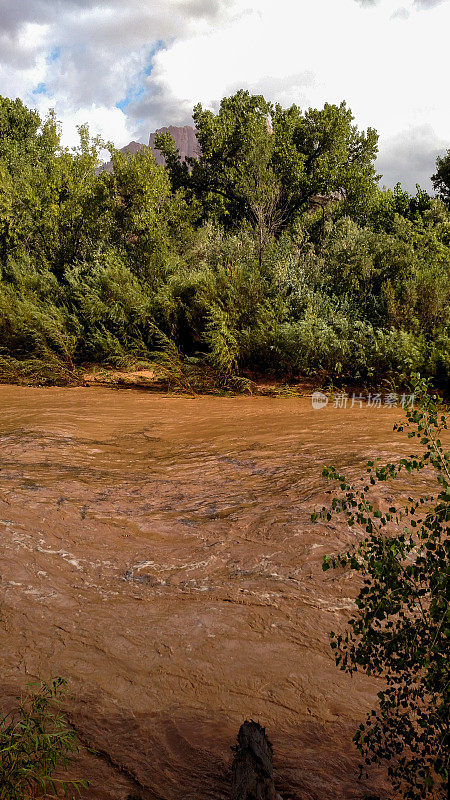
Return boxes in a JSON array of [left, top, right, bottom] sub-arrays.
[[0, 0, 448, 191]]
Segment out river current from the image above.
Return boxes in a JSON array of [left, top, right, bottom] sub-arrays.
[[0, 386, 414, 799]]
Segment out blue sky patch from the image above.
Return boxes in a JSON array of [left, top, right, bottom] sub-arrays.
[[48, 47, 61, 63], [32, 83, 47, 95], [116, 40, 165, 111], [116, 85, 145, 111]]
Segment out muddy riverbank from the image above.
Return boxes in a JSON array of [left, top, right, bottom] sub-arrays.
[[0, 386, 417, 799]]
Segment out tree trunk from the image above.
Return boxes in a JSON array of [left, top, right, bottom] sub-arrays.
[[231, 721, 282, 800]]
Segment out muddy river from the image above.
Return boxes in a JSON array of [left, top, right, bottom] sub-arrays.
[[0, 386, 415, 799]]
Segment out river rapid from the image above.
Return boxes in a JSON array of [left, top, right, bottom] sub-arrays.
[[0, 386, 415, 799]]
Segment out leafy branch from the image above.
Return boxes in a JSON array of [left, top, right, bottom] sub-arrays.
[[312, 377, 449, 800]]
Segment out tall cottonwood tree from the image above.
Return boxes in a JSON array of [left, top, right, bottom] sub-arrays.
[[0, 98, 106, 278], [156, 89, 379, 242]]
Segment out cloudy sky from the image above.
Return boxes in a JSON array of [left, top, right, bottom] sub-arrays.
[[0, 0, 448, 191]]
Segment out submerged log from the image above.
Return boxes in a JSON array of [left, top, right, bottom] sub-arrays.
[[231, 721, 282, 800]]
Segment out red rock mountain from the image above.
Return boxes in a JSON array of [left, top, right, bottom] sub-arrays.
[[148, 125, 199, 165], [97, 126, 198, 173], [120, 140, 147, 156]]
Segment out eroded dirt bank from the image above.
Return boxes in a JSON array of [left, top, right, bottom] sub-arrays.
[[0, 387, 413, 799]]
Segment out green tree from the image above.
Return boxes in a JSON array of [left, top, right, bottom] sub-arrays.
[[368, 183, 432, 233], [0, 97, 106, 279], [103, 144, 196, 282], [432, 150, 450, 207], [156, 90, 379, 240], [32, 125, 107, 279], [313, 380, 449, 799], [0, 97, 59, 266]]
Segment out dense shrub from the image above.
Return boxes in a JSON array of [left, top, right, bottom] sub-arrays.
[[0, 93, 448, 389]]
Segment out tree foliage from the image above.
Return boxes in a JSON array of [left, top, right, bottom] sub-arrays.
[[0, 92, 448, 389], [432, 149, 450, 207], [156, 90, 379, 235], [313, 379, 449, 799]]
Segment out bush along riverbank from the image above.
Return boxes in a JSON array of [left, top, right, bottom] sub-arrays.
[[1, 92, 449, 392]]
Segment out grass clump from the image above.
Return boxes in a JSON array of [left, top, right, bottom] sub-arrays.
[[0, 678, 88, 799]]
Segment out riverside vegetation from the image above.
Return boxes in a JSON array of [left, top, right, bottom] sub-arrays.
[[0, 679, 87, 799], [0, 90, 449, 390], [315, 378, 449, 800]]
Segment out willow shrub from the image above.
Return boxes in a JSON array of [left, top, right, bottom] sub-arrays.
[[0, 277, 73, 350], [0, 678, 87, 799], [65, 252, 157, 365], [237, 312, 432, 384]]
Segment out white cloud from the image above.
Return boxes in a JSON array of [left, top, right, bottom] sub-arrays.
[[391, 7, 410, 18], [356, 0, 446, 7], [413, 0, 446, 8], [377, 125, 448, 191], [57, 105, 132, 150], [0, 1, 233, 145]]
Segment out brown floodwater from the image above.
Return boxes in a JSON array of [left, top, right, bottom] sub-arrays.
[[0, 386, 421, 799]]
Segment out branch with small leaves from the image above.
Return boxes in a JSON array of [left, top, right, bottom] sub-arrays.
[[312, 377, 449, 800]]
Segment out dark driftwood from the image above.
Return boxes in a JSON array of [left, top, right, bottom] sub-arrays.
[[231, 721, 282, 800]]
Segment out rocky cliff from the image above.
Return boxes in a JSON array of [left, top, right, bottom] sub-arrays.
[[97, 125, 198, 174], [148, 125, 199, 165]]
